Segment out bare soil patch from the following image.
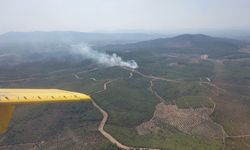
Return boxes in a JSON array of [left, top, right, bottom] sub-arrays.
[[136, 102, 224, 138]]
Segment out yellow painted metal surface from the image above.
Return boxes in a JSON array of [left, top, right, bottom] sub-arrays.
[[0, 89, 91, 104], [0, 105, 15, 134], [0, 89, 91, 134]]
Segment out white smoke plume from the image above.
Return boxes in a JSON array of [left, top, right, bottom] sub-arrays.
[[71, 44, 138, 69]]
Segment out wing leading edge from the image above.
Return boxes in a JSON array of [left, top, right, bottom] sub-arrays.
[[0, 89, 91, 134]]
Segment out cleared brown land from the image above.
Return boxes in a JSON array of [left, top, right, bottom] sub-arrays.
[[136, 102, 224, 138], [225, 137, 250, 150]]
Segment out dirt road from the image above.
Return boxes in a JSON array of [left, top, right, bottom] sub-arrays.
[[92, 81, 133, 150], [92, 80, 160, 150], [121, 67, 179, 82], [92, 100, 132, 150]]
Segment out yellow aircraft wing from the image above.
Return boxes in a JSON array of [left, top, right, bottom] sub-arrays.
[[0, 89, 91, 134]]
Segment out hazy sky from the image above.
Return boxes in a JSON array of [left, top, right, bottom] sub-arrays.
[[0, 0, 250, 34]]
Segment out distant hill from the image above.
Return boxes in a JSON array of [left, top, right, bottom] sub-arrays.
[[102, 34, 249, 58], [243, 36, 250, 42], [1, 33, 249, 60], [0, 31, 167, 64], [0, 31, 166, 46]]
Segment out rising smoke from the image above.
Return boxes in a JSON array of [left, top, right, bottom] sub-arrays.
[[71, 44, 138, 69]]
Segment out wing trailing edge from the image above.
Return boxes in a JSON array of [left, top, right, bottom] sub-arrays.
[[0, 89, 91, 134]]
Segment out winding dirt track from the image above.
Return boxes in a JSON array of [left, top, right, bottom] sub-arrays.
[[92, 81, 133, 150], [121, 67, 179, 83], [91, 80, 160, 150], [92, 100, 132, 150]]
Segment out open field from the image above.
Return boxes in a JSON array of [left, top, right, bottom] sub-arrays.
[[225, 137, 250, 150], [92, 78, 158, 127], [105, 124, 223, 150], [136, 102, 223, 138], [174, 96, 214, 108], [152, 80, 211, 104]]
